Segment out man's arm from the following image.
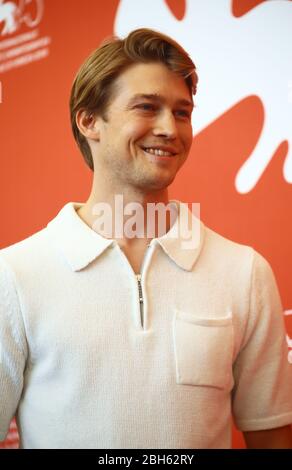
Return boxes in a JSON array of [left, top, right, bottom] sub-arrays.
[[0, 256, 27, 440], [243, 425, 292, 449]]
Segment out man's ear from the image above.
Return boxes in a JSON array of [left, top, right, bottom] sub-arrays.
[[76, 109, 100, 141]]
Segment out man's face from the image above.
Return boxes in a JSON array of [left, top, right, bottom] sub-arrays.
[[92, 61, 194, 192]]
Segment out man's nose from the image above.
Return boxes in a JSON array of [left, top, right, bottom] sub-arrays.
[[152, 110, 178, 139]]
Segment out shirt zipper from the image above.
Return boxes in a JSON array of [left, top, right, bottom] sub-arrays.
[[135, 244, 151, 329], [136, 274, 144, 328]]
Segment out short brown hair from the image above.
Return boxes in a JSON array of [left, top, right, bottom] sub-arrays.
[[69, 28, 198, 171]]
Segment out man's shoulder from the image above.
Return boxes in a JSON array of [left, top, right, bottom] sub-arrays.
[[1, 225, 48, 254], [203, 224, 255, 261], [0, 202, 71, 270], [202, 224, 276, 283], [0, 226, 51, 274]]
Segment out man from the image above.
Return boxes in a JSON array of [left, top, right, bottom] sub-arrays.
[[0, 28, 292, 449]]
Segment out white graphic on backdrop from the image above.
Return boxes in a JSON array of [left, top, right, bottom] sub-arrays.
[[0, 0, 49, 74], [0, 0, 43, 36], [114, 0, 292, 193], [0, 1, 18, 34]]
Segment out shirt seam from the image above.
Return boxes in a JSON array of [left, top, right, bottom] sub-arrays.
[[236, 410, 292, 428], [0, 254, 28, 358], [238, 247, 256, 353]]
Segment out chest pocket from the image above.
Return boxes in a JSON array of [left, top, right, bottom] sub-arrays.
[[173, 310, 234, 390]]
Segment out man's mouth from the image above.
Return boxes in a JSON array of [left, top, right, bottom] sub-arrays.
[[141, 147, 176, 157]]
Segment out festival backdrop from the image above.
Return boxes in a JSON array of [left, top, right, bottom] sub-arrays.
[[0, 0, 291, 449]]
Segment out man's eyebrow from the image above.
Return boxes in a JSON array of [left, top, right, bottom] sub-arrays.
[[127, 93, 194, 109]]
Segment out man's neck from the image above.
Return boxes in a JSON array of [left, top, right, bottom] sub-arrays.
[[76, 187, 176, 248]]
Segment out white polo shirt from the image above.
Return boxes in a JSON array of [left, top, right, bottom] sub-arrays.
[[0, 201, 292, 449]]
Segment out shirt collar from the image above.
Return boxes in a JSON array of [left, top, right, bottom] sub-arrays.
[[46, 200, 205, 272]]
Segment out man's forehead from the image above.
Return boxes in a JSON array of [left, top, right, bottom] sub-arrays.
[[126, 93, 194, 109], [112, 62, 194, 105]]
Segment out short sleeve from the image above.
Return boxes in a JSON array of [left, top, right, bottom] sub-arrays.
[[232, 250, 292, 431], [0, 255, 27, 441]]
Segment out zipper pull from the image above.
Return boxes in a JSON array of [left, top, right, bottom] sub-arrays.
[[136, 274, 144, 328]]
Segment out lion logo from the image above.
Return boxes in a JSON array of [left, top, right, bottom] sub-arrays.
[[0, 0, 44, 36]]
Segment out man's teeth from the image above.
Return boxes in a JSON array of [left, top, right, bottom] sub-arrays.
[[143, 148, 173, 156]]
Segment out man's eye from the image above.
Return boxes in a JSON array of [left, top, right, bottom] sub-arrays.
[[137, 103, 156, 111], [176, 110, 191, 118]]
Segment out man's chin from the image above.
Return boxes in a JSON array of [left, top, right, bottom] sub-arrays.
[[135, 175, 176, 192]]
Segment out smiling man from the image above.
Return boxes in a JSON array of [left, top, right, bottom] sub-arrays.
[[75, 57, 195, 272], [0, 28, 292, 449]]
